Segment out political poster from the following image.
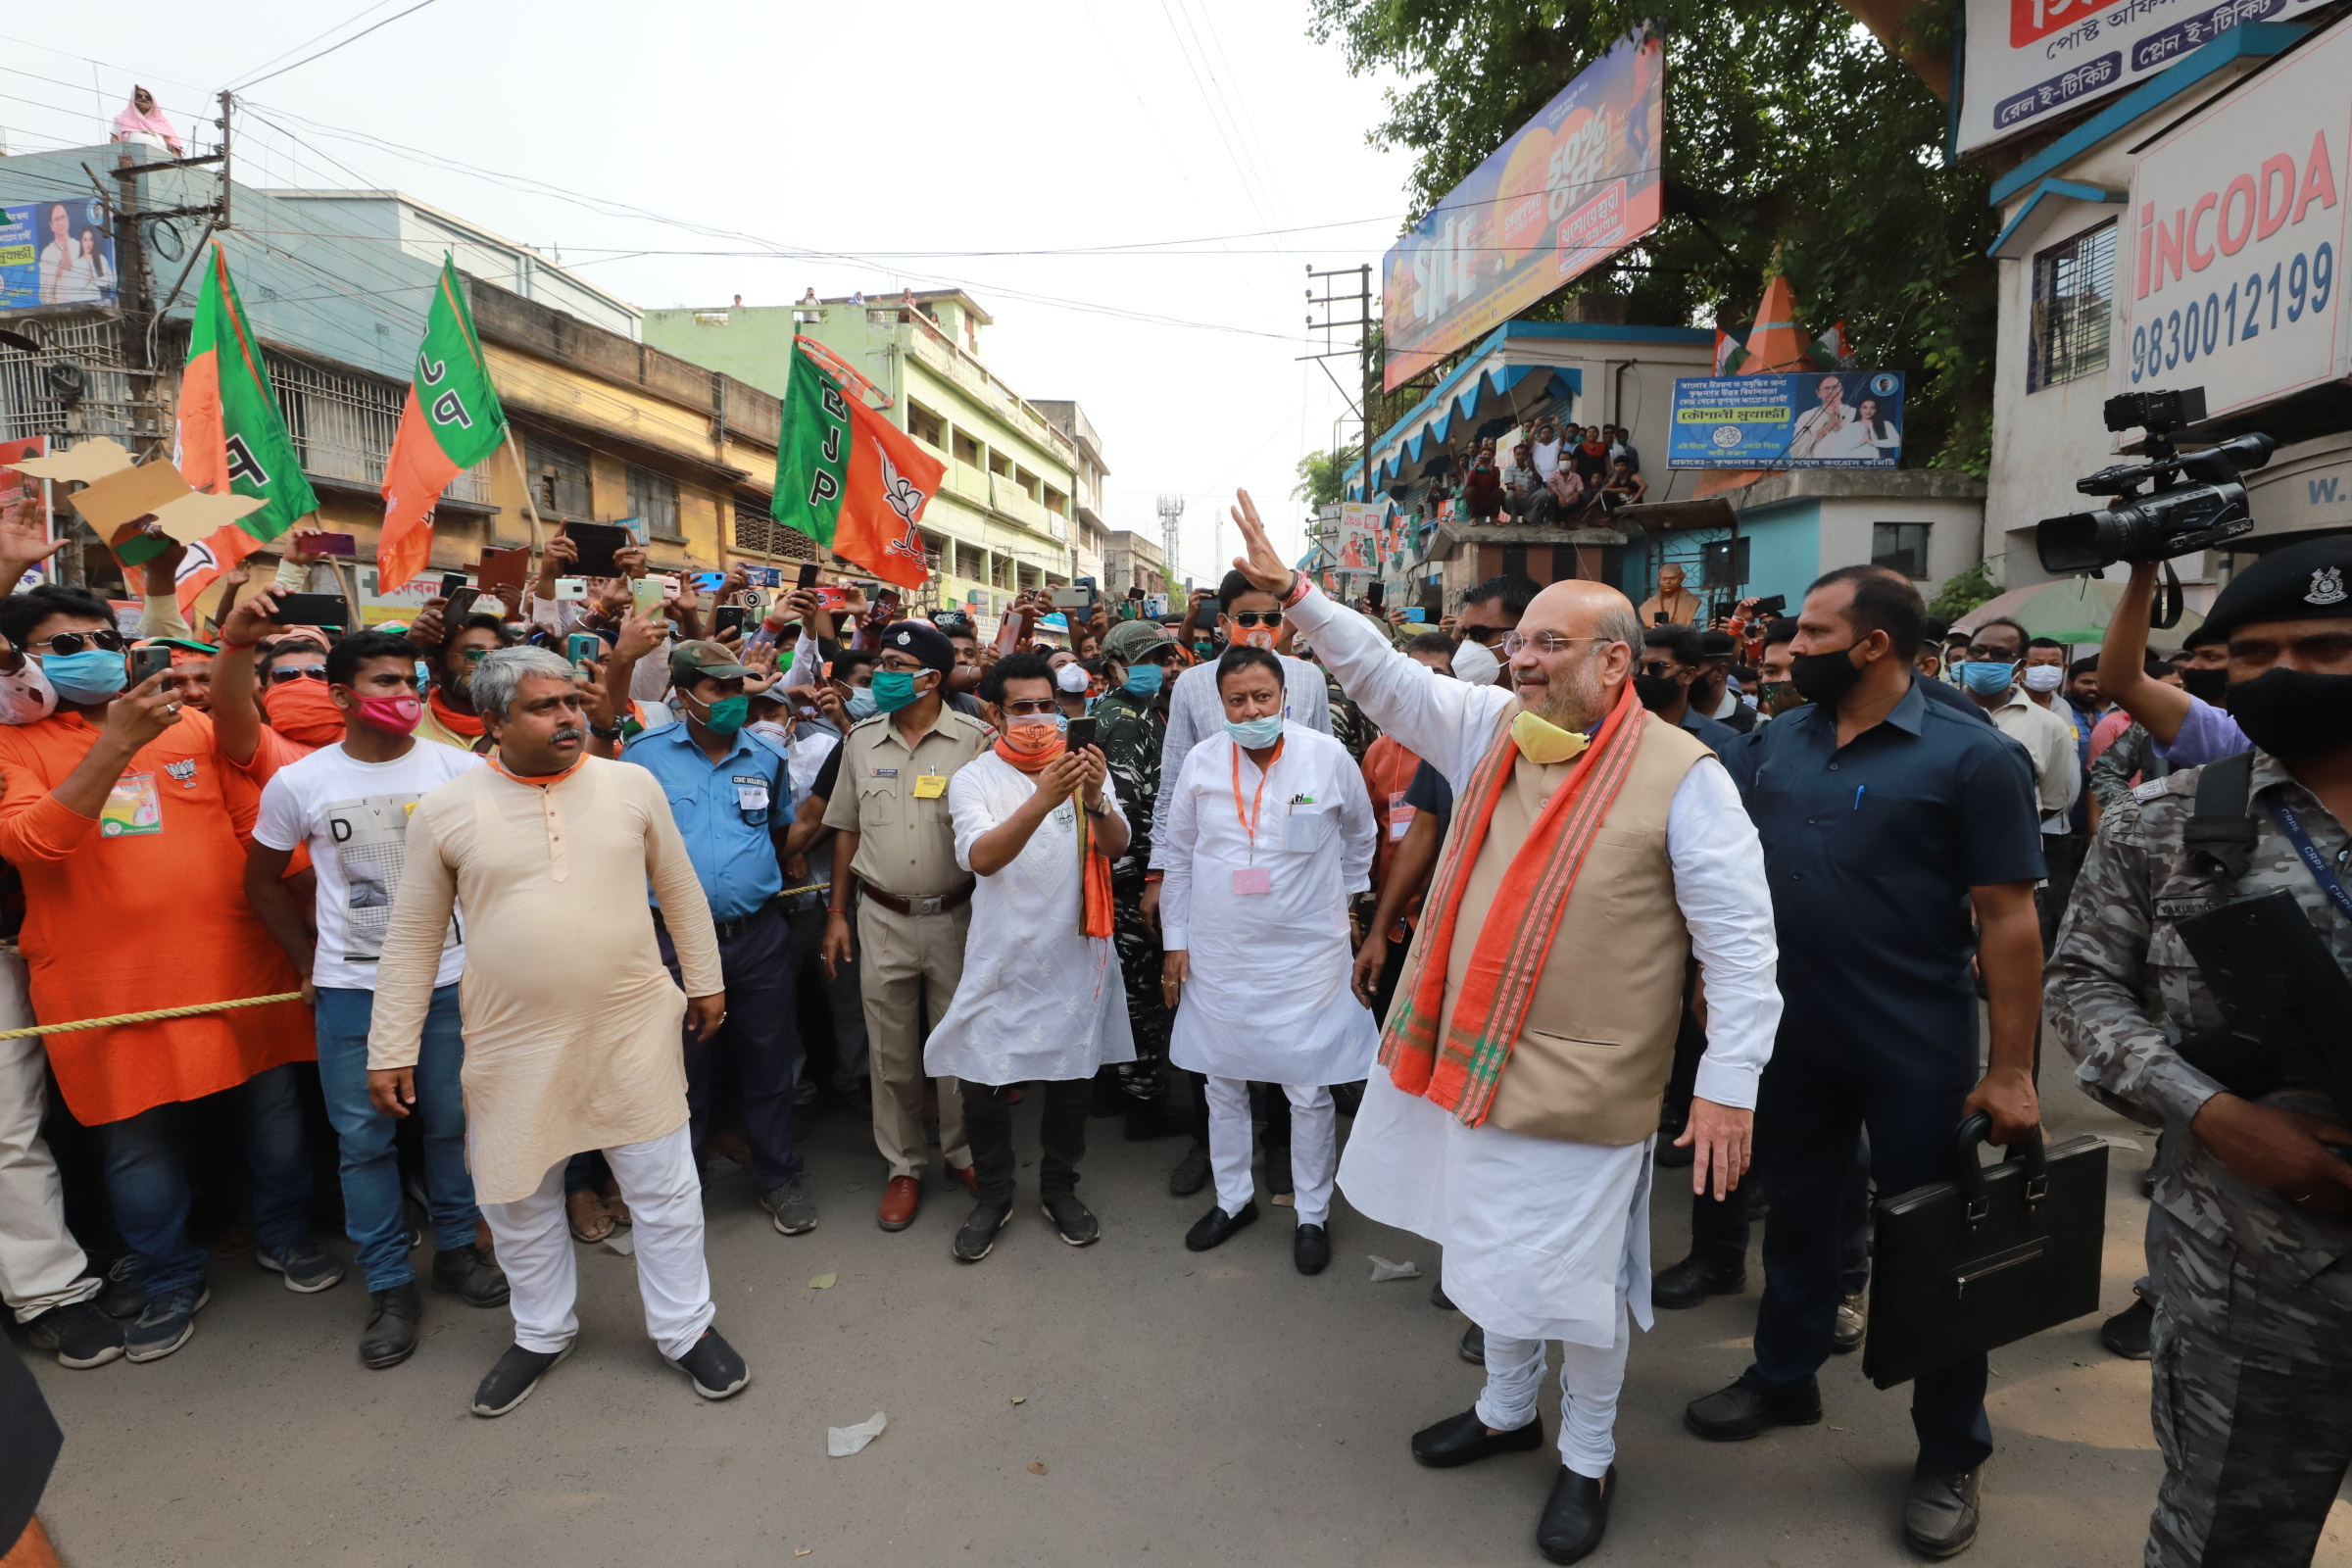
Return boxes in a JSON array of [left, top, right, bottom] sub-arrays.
[[1336, 501, 1385, 570], [1956, 0, 2329, 155], [1668, 371, 1907, 469], [0, 437, 50, 573], [0, 199, 118, 313], [1380, 24, 1664, 391]]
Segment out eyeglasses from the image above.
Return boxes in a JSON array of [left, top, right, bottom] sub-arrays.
[[1227, 611, 1284, 628], [267, 664, 327, 685], [1457, 624, 1506, 645], [1001, 698, 1058, 716], [875, 657, 928, 674], [1501, 631, 1612, 658], [35, 630, 124, 656]]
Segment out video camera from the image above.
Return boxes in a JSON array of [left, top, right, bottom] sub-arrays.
[[2034, 387, 2276, 573]]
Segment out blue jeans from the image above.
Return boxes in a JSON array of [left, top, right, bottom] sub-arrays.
[[98, 1061, 313, 1298], [316, 984, 476, 1291]]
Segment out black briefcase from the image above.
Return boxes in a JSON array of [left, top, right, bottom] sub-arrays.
[[1862, 1112, 2109, 1390]]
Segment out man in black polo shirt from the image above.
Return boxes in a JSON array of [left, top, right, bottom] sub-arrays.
[[1690, 564, 2045, 1559]]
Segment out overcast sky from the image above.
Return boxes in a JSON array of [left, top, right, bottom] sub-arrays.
[[0, 0, 1418, 582]]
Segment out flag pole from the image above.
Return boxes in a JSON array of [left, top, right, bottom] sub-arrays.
[[500, 428, 545, 565]]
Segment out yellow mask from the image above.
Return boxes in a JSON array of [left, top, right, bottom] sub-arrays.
[[1509, 709, 1588, 766]]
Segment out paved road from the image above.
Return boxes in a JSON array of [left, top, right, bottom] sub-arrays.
[[21, 1053, 2351, 1567]]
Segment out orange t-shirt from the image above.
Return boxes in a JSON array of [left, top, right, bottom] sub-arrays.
[[1360, 735, 1426, 908], [0, 709, 311, 1124]]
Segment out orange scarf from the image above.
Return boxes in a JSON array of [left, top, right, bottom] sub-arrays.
[[994, 727, 1114, 939], [1378, 682, 1646, 1126], [427, 688, 485, 738], [486, 751, 585, 787]]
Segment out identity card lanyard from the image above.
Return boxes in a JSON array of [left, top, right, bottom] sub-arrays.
[[1231, 737, 1286, 865], [2268, 797, 2352, 925]]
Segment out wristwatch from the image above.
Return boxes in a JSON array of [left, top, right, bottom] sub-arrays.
[[587, 719, 620, 740], [1084, 797, 1108, 817]]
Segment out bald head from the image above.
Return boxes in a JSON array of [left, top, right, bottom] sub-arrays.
[[1508, 579, 1642, 729]]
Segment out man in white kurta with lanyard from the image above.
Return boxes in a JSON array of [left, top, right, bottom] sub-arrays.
[[1159, 644, 1379, 1277], [1221, 492, 1779, 1565]]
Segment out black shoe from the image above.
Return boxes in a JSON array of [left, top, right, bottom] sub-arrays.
[[954, 1201, 1012, 1262], [431, 1245, 511, 1308], [1651, 1253, 1746, 1310], [1294, 1222, 1330, 1275], [1903, 1465, 1981, 1558], [1685, 1375, 1823, 1441], [669, 1327, 750, 1400], [1536, 1465, 1615, 1564], [1122, 1099, 1187, 1142], [360, 1282, 422, 1370], [1459, 1323, 1485, 1364], [1168, 1141, 1212, 1197], [1410, 1406, 1544, 1468], [1831, 1291, 1868, 1354], [1040, 1193, 1100, 1247], [97, 1253, 142, 1320], [1184, 1200, 1257, 1251], [470, 1342, 570, 1417], [2100, 1297, 2154, 1360], [1430, 1280, 1455, 1312], [23, 1298, 125, 1369]]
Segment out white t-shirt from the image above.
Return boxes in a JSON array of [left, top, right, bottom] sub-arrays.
[[253, 741, 485, 991], [1531, 438, 1562, 479]]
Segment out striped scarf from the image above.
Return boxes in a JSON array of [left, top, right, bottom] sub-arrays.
[[1378, 681, 1647, 1126]]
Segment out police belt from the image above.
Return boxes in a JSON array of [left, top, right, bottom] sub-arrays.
[[857, 878, 974, 917], [658, 900, 781, 943]]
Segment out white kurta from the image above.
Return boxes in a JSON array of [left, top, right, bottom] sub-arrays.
[[1288, 584, 1781, 1347], [1161, 723, 1380, 1087], [921, 751, 1136, 1086]]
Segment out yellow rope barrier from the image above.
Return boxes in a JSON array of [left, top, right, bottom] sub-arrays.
[[0, 992, 305, 1043]]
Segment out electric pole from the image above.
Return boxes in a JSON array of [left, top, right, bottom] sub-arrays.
[[1155, 492, 1185, 596]]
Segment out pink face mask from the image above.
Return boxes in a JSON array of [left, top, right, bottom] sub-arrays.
[[356, 693, 422, 735]]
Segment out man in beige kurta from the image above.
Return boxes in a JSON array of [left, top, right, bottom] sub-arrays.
[[370, 749, 725, 1393]]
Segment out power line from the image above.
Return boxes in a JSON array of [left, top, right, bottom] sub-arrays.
[[229, 0, 443, 92], [222, 0, 410, 92]]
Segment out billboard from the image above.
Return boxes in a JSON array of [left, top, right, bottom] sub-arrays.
[[2110, 16, 2352, 418], [1335, 501, 1385, 571], [1668, 371, 1908, 469], [1956, 0, 2330, 155], [0, 199, 118, 313], [1380, 24, 1664, 391]]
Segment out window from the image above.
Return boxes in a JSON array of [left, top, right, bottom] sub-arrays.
[[953, 430, 983, 468], [525, 431, 593, 518], [733, 500, 812, 561], [2030, 220, 2117, 392], [1872, 522, 1932, 579], [628, 464, 682, 541], [906, 401, 945, 449], [955, 542, 985, 580]]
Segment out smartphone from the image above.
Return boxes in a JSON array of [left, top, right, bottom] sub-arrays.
[[813, 584, 851, 612], [690, 571, 726, 595], [129, 645, 172, 686], [441, 586, 482, 625], [440, 571, 467, 598], [564, 632, 603, 669], [311, 532, 357, 558], [553, 576, 589, 603], [630, 576, 669, 613], [1127, 586, 1145, 601], [714, 605, 746, 635], [1400, 607, 1428, 623], [1365, 580, 1386, 611], [796, 562, 821, 589], [1051, 586, 1093, 611], [876, 586, 902, 611], [1653, 612, 1669, 625], [564, 521, 630, 578], [1065, 716, 1097, 757], [476, 546, 530, 600], [268, 593, 351, 628]]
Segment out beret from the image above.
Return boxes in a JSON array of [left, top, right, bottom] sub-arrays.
[[880, 618, 956, 674], [2199, 535, 2352, 645]]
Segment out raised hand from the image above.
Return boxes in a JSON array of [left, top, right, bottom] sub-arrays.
[[1227, 489, 1290, 596]]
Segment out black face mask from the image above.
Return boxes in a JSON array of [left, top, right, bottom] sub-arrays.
[[2179, 666, 2230, 705], [1634, 672, 1684, 714], [1789, 643, 1866, 706], [2224, 666, 2352, 762]]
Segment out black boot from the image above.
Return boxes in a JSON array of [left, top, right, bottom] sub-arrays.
[[1650, 1252, 1745, 1310], [359, 1282, 423, 1370]]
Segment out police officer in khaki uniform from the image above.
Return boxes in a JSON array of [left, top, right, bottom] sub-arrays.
[[821, 619, 993, 1231], [2050, 536, 2352, 1568]]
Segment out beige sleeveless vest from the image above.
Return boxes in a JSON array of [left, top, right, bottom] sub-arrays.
[[1391, 710, 1710, 1145]]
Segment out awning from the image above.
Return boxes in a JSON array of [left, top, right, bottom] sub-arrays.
[[1348, 322, 1583, 500]]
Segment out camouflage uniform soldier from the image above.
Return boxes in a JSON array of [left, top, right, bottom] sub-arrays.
[[2047, 536, 2352, 1568], [1096, 619, 1184, 1138]]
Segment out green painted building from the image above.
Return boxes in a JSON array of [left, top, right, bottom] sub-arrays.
[[644, 289, 1076, 624]]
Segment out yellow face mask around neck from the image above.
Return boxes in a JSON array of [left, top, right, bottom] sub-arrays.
[[1510, 708, 1589, 766]]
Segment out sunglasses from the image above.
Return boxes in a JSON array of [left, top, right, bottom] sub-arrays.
[[1001, 698, 1059, 716], [267, 664, 327, 685], [35, 630, 124, 656], [1227, 611, 1284, 628]]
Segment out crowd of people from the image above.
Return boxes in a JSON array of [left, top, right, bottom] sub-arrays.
[[1444, 416, 1648, 529], [2, 482, 2350, 1568]]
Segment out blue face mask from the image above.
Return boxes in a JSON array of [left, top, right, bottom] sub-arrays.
[[846, 688, 879, 721], [1224, 713, 1285, 749], [1960, 661, 2018, 697], [39, 649, 127, 705], [1123, 663, 1165, 699]]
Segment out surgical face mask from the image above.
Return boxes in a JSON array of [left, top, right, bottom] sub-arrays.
[[1789, 644, 1865, 707], [1054, 662, 1090, 695], [2021, 663, 2066, 694], [2224, 666, 2352, 762], [1960, 660, 2018, 697], [869, 668, 924, 712], [692, 693, 750, 734], [1122, 662, 1165, 699], [1451, 637, 1502, 686], [748, 718, 793, 746], [2180, 665, 2230, 705], [1224, 713, 1285, 749], [37, 648, 126, 705], [846, 689, 879, 721]]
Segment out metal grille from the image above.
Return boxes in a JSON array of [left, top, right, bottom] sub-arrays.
[[267, 353, 489, 502], [2031, 220, 2117, 392], [732, 503, 814, 561], [0, 318, 140, 444]]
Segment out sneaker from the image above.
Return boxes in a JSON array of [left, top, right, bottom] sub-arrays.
[[760, 1177, 819, 1236], [1168, 1142, 1211, 1198], [431, 1244, 511, 1308], [669, 1327, 750, 1400], [1040, 1192, 1100, 1247], [98, 1254, 143, 1320], [258, 1236, 345, 1294], [954, 1201, 1013, 1262], [24, 1298, 125, 1368], [2100, 1297, 2154, 1360], [124, 1284, 210, 1363], [471, 1342, 571, 1417]]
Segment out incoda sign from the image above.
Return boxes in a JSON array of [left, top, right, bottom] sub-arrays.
[[2111, 16, 2352, 417]]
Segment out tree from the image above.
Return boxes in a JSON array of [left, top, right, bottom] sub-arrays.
[[1308, 0, 1994, 473], [1928, 560, 1998, 621], [1294, 446, 1359, 509]]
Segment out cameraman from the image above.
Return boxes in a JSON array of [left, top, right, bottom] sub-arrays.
[[2049, 535, 2352, 1567], [2096, 572, 2241, 771]]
